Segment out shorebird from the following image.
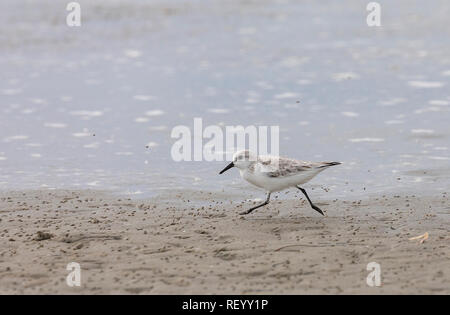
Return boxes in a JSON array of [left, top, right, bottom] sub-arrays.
[[219, 150, 341, 215]]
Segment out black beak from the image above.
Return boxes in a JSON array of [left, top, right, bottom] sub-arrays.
[[219, 162, 234, 174]]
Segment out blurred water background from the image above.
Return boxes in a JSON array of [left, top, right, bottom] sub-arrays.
[[1, 0, 449, 199]]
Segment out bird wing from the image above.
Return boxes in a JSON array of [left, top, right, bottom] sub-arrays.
[[258, 156, 340, 177]]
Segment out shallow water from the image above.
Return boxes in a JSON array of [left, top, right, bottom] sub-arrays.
[[1, 0, 449, 199]]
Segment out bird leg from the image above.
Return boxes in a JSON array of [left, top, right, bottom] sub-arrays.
[[296, 186, 324, 216], [240, 192, 271, 215]]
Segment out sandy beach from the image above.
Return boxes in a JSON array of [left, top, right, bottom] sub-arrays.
[[0, 189, 448, 294], [1, 0, 450, 297]]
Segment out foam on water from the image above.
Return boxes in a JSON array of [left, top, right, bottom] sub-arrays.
[[429, 100, 449, 106], [274, 92, 300, 99], [411, 129, 435, 135], [135, 117, 150, 123], [70, 111, 104, 118], [408, 81, 445, 88], [385, 120, 404, 125], [133, 95, 155, 101], [207, 108, 230, 114], [44, 123, 67, 128], [348, 138, 385, 143], [3, 135, 29, 142], [378, 98, 407, 106], [332, 72, 360, 82], [341, 112, 359, 117], [145, 110, 165, 116]]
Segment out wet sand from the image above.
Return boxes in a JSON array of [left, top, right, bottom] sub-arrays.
[[0, 189, 448, 294]]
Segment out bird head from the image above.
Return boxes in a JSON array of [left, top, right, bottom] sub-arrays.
[[219, 150, 257, 174]]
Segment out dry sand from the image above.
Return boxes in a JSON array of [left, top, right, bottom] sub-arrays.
[[0, 189, 448, 294]]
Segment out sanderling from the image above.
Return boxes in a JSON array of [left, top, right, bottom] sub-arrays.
[[219, 150, 341, 215]]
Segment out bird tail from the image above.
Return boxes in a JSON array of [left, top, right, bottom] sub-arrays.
[[318, 162, 341, 168]]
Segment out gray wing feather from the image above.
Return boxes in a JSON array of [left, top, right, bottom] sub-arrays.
[[260, 156, 340, 178]]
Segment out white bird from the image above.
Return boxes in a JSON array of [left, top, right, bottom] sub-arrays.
[[219, 150, 341, 215]]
